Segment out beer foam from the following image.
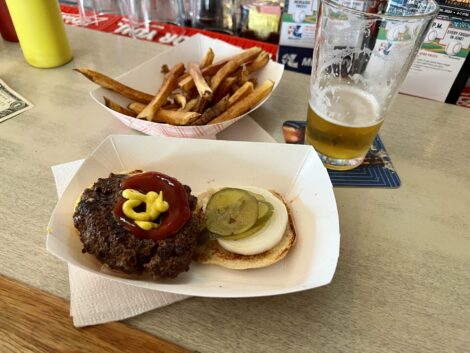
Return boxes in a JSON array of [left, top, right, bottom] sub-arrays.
[[310, 85, 382, 128]]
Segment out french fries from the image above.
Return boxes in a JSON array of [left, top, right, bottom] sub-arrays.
[[75, 68, 153, 103], [128, 102, 145, 114], [178, 60, 227, 92], [162, 103, 180, 110], [173, 94, 187, 109], [209, 80, 274, 125], [200, 48, 215, 69], [210, 60, 240, 93], [212, 76, 236, 104], [178, 47, 261, 92], [137, 63, 185, 121], [246, 51, 269, 74], [127, 101, 199, 124], [104, 96, 137, 117], [238, 65, 249, 86], [188, 63, 212, 99], [75, 47, 273, 128], [161, 64, 170, 75], [175, 48, 214, 85], [194, 96, 209, 114], [181, 97, 199, 112], [153, 109, 200, 125], [228, 81, 254, 107], [211, 47, 262, 93], [233, 47, 263, 65], [191, 95, 230, 125]]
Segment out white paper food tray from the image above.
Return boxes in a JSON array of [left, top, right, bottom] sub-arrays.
[[47, 135, 340, 297], [90, 34, 284, 138]]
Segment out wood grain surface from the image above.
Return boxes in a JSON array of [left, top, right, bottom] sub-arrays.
[[0, 275, 192, 353]]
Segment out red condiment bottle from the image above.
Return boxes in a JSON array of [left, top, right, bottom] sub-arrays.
[[0, 0, 18, 42]]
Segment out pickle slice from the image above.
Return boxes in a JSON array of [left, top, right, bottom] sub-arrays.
[[214, 221, 265, 240], [205, 188, 259, 236], [248, 191, 265, 201], [257, 200, 273, 221], [247, 193, 273, 222], [216, 201, 274, 241]]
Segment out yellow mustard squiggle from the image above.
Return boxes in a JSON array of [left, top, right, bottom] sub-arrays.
[[122, 189, 169, 230]]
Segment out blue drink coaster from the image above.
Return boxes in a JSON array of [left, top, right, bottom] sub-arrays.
[[282, 121, 401, 188]]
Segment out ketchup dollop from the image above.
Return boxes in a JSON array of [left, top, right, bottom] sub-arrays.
[[113, 172, 191, 240]]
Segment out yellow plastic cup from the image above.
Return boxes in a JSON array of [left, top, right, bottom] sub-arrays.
[[6, 0, 73, 68]]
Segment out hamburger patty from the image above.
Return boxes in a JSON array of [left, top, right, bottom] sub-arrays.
[[73, 172, 202, 279]]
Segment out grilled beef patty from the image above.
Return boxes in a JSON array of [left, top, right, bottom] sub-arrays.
[[73, 172, 202, 279]]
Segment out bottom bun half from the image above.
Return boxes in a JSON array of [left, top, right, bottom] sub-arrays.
[[193, 191, 296, 270]]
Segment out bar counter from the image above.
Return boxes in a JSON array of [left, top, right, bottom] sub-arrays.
[[0, 26, 469, 353]]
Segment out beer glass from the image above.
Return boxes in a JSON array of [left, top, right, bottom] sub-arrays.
[[306, 0, 439, 170], [77, 0, 99, 27]]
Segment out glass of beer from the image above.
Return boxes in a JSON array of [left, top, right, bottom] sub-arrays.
[[306, 0, 439, 170]]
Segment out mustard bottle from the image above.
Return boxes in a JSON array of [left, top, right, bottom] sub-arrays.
[[5, 0, 73, 68]]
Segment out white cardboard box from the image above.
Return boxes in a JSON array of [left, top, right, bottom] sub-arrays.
[[46, 135, 340, 298]]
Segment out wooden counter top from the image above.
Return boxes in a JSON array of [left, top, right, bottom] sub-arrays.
[[0, 275, 192, 353]]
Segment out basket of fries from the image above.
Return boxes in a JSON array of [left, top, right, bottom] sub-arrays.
[[77, 34, 284, 138]]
